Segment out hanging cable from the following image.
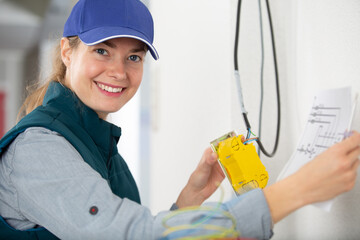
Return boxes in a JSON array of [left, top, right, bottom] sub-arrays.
[[234, 0, 242, 72], [257, 0, 265, 156], [234, 0, 252, 134], [261, 0, 281, 157], [233, 0, 281, 158]]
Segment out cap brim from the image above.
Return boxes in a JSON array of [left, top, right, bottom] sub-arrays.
[[79, 27, 159, 60]]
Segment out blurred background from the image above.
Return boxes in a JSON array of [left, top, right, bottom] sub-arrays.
[[1, 0, 360, 239]]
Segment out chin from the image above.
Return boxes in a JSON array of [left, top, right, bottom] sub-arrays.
[[102, 107, 122, 115]]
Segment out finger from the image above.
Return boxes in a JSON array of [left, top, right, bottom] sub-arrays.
[[199, 148, 213, 164], [198, 148, 217, 172], [351, 159, 360, 171], [348, 146, 360, 165], [204, 147, 213, 155], [206, 152, 218, 167], [215, 161, 225, 178], [202, 150, 224, 179], [338, 131, 360, 154]]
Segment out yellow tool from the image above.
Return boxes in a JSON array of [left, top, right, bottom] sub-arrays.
[[210, 131, 268, 195]]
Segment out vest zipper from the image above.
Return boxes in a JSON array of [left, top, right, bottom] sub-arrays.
[[107, 135, 114, 169]]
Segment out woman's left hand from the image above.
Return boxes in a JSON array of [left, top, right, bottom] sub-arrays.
[[175, 147, 225, 208]]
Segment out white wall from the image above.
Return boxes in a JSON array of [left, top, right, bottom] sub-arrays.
[[274, 1, 360, 239], [148, 0, 360, 238], [148, 0, 234, 213]]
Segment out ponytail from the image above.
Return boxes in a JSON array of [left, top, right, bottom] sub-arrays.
[[17, 37, 80, 122]]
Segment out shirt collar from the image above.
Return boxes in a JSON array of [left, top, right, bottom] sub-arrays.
[[42, 81, 121, 152]]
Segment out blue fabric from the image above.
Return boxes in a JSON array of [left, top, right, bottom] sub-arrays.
[[63, 0, 159, 60], [0, 127, 274, 239], [0, 81, 274, 239], [0, 82, 140, 238]]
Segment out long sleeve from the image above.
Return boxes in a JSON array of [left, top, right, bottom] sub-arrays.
[[0, 127, 273, 239]]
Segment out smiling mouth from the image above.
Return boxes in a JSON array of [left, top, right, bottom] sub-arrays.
[[96, 82, 123, 93]]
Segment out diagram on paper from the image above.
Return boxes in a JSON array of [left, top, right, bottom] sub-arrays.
[[296, 101, 345, 160], [277, 87, 353, 211]]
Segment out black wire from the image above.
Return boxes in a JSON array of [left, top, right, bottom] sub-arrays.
[[233, 0, 281, 158], [234, 0, 251, 132], [258, 0, 281, 157], [257, 0, 265, 156], [234, 0, 242, 71]]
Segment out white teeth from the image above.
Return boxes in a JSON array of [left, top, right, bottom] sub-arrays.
[[97, 83, 123, 93]]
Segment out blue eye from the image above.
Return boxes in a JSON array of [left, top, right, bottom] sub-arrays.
[[96, 48, 108, 55], [128, 55, 141, 62]]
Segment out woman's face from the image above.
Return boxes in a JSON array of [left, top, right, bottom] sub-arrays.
[[61, 37, 146, 119]]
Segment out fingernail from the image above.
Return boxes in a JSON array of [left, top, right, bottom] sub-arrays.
[[344, 130, 353, 139]]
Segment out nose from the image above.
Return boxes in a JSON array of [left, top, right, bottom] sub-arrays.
[[108, 60, 127, 81]]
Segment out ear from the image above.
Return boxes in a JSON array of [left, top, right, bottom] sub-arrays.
[[60, 37, 72, 67]]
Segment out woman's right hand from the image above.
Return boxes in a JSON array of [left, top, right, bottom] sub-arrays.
[[264, 131, 360, 223]]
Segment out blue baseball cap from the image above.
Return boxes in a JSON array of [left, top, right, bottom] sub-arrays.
[[63, 0, 159, 60]]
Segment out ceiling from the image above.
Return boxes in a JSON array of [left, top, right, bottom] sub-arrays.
[[0, 0, 72, 50], [4, 0, 50, 18]]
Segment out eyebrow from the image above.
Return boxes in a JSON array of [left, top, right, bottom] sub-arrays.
[[102, 41, 117, 48], [130, 48, 147, 53], [102, 41, 147, 53]]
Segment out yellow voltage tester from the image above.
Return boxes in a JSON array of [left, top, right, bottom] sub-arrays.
[[210, 131, 268, 195]]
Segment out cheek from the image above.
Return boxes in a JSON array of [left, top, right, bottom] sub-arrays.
[[76, 60, 104, 82], [134, 76, 142, 89], [85, 62, 105, 79], [71, 54, 103, 80], [130, 69, 143, 88]]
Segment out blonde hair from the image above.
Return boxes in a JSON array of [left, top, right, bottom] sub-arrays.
[[17, 37, 81, 122]]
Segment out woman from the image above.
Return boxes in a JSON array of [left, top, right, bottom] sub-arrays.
[[0, 0, 359, 239]]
